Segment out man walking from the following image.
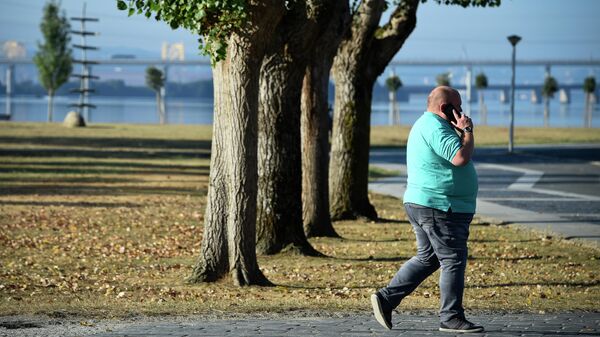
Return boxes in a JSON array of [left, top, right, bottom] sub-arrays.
[[371, 86, 482, 333]]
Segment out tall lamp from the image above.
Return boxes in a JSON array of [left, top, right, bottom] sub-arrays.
[[507, 35, 521, 153]]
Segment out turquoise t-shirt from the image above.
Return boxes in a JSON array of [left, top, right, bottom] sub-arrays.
[[403, 112, 478, 213]]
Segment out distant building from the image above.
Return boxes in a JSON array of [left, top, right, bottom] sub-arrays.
[[161, 42, 184, 61], [2, 40, 26, 59]]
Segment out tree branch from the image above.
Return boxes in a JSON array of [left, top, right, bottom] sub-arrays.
[[367, 0, 419, 79], [337, 0, 387, 68]]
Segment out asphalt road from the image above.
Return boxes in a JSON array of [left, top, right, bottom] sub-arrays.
[[369, 143, 600, 245]]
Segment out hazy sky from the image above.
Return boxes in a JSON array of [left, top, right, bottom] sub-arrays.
[[1, 0, 599, 61]]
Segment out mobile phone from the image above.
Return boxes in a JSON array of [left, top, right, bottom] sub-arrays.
[[442, 104, 461, 124]]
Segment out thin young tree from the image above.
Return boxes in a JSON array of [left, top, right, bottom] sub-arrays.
[[542, 75, 558, 127], [119, 0, 284, 286], [386, 72, 402, 125], [145, 66, 166, 124], [583, 76, 596, 128], [475, 72, 488, 125], [33, 0, 73, 123]]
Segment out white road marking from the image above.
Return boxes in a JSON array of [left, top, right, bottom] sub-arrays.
[[477, 163, 600, 201], [369, 149, 600, 245], [479, 198, 586, 201], [477, 163, 543, 190]]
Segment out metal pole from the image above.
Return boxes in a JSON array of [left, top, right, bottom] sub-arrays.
[[507, 34, 521, 154], [509, 45, 516, 153]]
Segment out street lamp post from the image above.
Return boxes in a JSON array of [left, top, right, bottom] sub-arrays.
[[507, 35, 521, 154]]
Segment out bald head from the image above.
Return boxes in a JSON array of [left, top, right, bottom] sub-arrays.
[[427, 86, 461, 114]]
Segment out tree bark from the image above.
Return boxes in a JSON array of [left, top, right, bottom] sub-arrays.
[[388, 91, 398, 125], [256, 0, 332, 255], [301, 0, 349, 238], [188, 1, 283, 286], [544, 96, 550, 127], [155, 91, 162, 124], [47, 90, 54, 122], [585, 93, 591, 127], [256, 49, 318, 255], [159, 87, 166, 125], [329, 0, 418, 220], [478, 90, 486, 125]]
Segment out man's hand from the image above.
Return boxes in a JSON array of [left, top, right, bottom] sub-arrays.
[[450, 111, 472, 132], [450, 111, 475, 166]]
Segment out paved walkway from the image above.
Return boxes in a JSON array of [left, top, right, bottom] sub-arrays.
[[369, 143, 600, 246], [2, 313, 599, 337]]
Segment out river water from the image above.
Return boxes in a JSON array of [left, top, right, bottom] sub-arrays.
[[1, 91, 598, 128]]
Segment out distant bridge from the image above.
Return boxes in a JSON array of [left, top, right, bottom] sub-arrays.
[[394, 84, 598, 104], [1, 58, 600, 66], [1, 58, 598, 107]]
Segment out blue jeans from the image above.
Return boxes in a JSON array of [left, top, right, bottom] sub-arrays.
[[379, 203, 473, 323]]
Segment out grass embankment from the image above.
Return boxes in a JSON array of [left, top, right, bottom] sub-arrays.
[[0, 122, 598, 317], [371, 125, 600, 148]]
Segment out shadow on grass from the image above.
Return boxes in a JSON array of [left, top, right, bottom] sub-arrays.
[[275, 284, 378, 290], [331, 255, 410, 262], [0, 176, 144, 184], [468, 280, 600, 289], [0, 184, 206, 196], [338, 237, 411, 243], [374, 218, 410, 225], [0, 148, 210, 160], [0, 200, 143, 208], [469, 238, 541, 243], [1, 160, 210, 171], [469, 255, 557, 261], [0, 166, 209, 177], [0, 136, 212, 150]]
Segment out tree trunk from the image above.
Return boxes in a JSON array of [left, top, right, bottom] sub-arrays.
[[188, 1, 283, 286], [155, 91, 162, 124], [330, 64, 378, 220], [585, 92, 591, 128], [301, 0, 349, 238], [329, 0, 418, 220], [544, 96, 550, 127], [256, 50, 319, 256], [301, 60, 338, 238], [160, 86, 166, 125], [478, 90, 486, 125], [256, 0, 335, 255], [388, 91, 399, 125], [47, 90, 54, 122]]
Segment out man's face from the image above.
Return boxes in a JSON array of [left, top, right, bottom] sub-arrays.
[[450, 93, 463, 113]]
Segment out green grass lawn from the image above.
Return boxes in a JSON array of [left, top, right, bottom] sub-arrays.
[[0, 122, 598, 317], [371, 125, 600, 148]]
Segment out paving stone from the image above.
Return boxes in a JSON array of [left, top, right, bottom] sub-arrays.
[[95, 313, 600, 337]]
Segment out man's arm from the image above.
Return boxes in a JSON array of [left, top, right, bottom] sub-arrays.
[[451, 112, 474, 166]]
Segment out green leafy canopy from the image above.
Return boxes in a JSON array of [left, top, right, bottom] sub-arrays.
[[379, 0, 500, 13], [475, 72, 488, 89], [145, 66, 165, 92], [583, 76, 596, 94], [428, 0, 501, 8], [436, 72, 451, 87], [385, 75, 402, 92], [116, 0, 247, 63], [542, 76, 558, 98]]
